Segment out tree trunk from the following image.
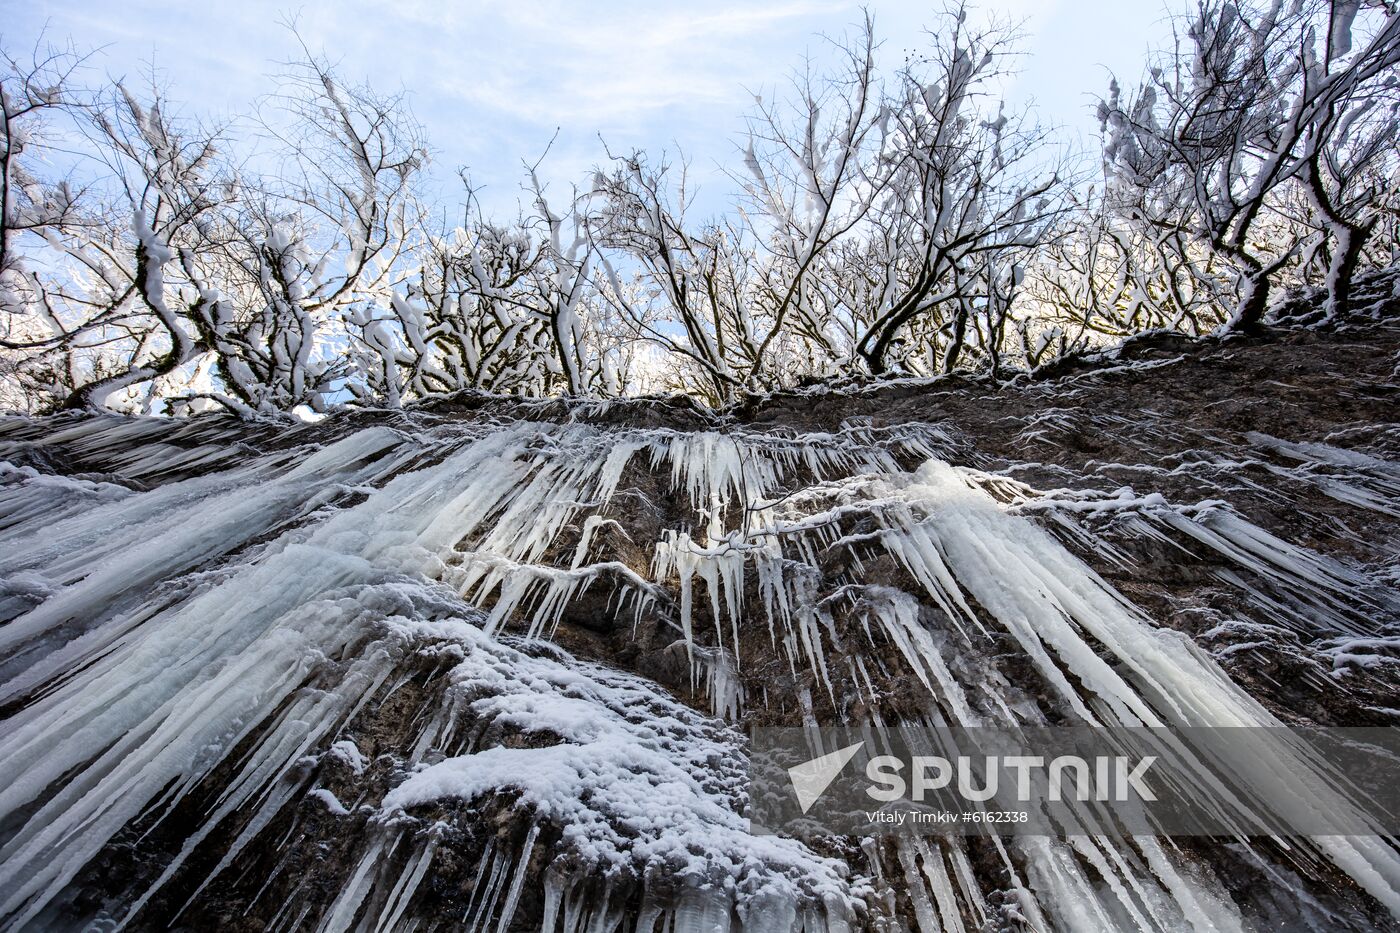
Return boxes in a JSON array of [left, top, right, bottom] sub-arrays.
[[941, 300, 971, 374], [1224, 270, 1270, 334], [859, 332, 891, 376], [1323, 220, 1367, 320]]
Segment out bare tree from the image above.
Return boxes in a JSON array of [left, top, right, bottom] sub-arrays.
[[736, 11, 890, 381], [591, 7, 1067, 385], [45, 79, 230, 411], [590, 150, 758, 403], [1295, 4, 1400, 317], [520, 167, 598, 396], [0, 39, 426, 415], [1100, 0, 1400, 332], [186, 46, 426, 414], [346, 208, 555, 405], [849, 7, 1067, 374], [0, 40, 94, 410], [7, 5, 1400, 415], [1028, 189, 1233, 340]]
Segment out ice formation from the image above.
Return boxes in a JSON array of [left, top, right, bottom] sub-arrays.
[[0, 397, 1397, 930]]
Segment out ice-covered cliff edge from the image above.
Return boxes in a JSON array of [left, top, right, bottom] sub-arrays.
[[1, 317, 1399, 931]]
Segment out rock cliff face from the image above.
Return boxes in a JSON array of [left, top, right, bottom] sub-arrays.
[[1, 291, 1398, 931]]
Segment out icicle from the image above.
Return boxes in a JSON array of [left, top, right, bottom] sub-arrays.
[[5, 405, 1399, 931], [374, 832, 441, 933], [316, 837, 387, 933], [494, 824, 540, 933]]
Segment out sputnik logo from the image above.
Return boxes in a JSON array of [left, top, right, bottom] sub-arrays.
[[787, 741, 865, 813]]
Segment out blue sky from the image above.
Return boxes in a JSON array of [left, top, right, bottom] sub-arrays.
[[6, 0, 1171, 219]]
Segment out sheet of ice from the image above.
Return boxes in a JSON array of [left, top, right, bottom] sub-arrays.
[[2, 408, 1398, 930]]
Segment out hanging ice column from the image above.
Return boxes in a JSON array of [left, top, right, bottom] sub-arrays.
[[1, 406, 1398, 931], [0, 417, 867, 931], [0, 423, 534, 926], [874, 461, 1400, 916], [634, 433, 1400, 929]]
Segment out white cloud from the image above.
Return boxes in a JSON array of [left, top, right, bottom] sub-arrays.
[[381, 0, 857, 128], [7, 0, 1170, 217]]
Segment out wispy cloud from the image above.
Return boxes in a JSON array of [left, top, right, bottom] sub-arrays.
[[361, 0, 857, 127], [7, 0, 1166, 216]]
